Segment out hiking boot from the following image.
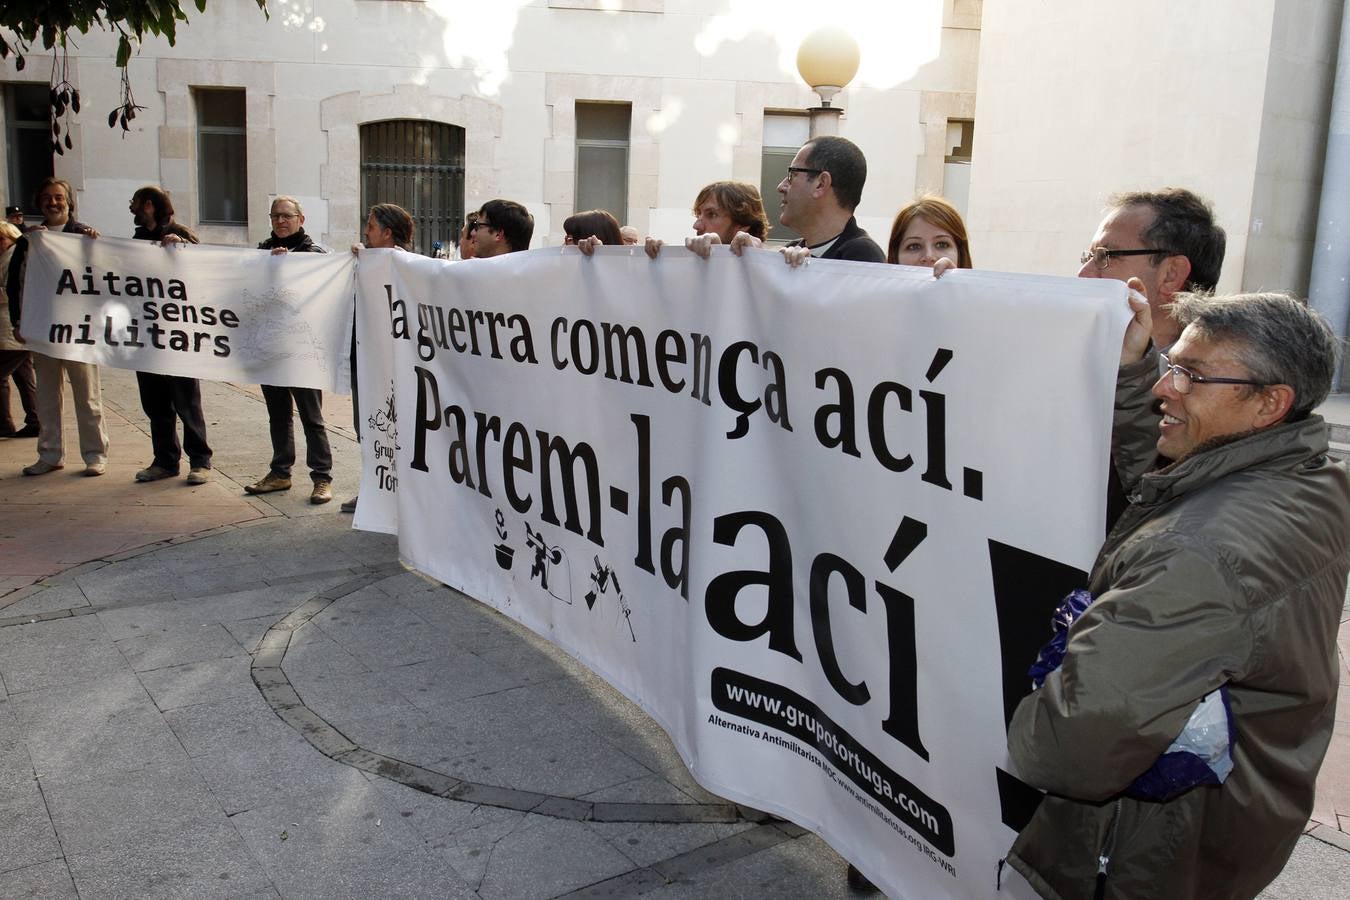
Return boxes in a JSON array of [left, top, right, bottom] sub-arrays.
[[22, 460, 63, 476], [339, 495, 358, 514], [310, 481, 333, 505], [186, 467, 212, 485], [12, 424, 38, 438], [135, 465, 177, 483], [244, 473, 292, 494]]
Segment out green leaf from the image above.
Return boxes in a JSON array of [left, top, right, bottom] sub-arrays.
[[115, 35, 130, 68]]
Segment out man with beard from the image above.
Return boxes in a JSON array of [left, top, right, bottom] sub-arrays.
[[127, 186, 213, 485], [245, 196, 334, 504], [7, 177, 108, 477]]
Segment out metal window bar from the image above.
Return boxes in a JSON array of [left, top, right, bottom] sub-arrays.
[[360, 120, 464, 257]]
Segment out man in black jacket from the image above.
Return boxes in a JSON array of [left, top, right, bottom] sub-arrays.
[[245, 195, 334, 504], [776, 135, 884, 262], [129, 185, 214, 486]]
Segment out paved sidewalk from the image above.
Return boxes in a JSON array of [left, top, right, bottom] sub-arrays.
[[0, 369, 1347, 898]]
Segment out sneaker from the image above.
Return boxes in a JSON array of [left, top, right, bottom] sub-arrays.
[[135, 465, 177, 483], [310, 481, 334, 505], [22, 460, 63, 476], [186, 467, 212, 485], [244, 473, 292, 494], [339, 495, 358, 514], [12, 424, 38, 438], [83, 463, 106, 477]]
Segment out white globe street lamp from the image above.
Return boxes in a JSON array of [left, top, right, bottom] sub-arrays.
[[796, 26, 861, 138]]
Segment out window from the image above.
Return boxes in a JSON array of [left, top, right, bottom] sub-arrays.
[[943, 119, 974, 217], [4, 84, 54, 216], [760, 113, 809, 241], [574, 102, 630, 219], [196, 89, 248, 225], [360, 120, 465, 258]]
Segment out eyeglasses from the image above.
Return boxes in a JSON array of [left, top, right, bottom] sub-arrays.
[[269, 212, 298, 221], [784, 166, 823, 182], [1158, 353, 1266, 395], [469, 221, 490, 233], [1079, 246, 1175, 270]]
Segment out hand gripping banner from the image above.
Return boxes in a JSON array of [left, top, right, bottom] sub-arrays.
[[352, 245, 1130, 899]]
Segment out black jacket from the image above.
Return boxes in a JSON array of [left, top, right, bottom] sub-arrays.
[[257, 228, 326, 254], [788, 216, 885, 263], [7, 218, 97, 329]]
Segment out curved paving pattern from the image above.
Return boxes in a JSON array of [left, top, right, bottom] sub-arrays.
[[249, 570, 750, 827]]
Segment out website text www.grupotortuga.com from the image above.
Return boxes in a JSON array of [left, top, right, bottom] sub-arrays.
[[709, 666, 956, 874]]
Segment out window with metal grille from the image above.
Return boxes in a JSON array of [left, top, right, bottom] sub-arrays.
[[4, 83, 54, 217], [196, 88, 248, 225], [360, 120, 464, 257]]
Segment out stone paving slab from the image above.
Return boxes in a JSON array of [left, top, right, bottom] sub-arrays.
[[0, 858, 81, 898]]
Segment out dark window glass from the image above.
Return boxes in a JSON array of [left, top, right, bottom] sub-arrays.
[[196, 89, 247, 225], [5, 83, 55, 216], [760, 147, 797, 241]]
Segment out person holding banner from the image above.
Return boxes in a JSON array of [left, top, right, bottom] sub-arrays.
[[469, 200, 534, 259], [245, 196, 335, 504], [343, 203, 414, 514], [1005, 292, 1349, 900], [563, 210, 623, 248], [0, 221, 39, 439], [727, 136, 884, 267], [6, 177, 108, 477], [885, 195, 972, 270], [125, 186, 214, 486], [643, 181, 771, 260]]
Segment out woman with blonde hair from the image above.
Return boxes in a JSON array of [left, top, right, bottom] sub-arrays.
[[886, 195, 972, 271]]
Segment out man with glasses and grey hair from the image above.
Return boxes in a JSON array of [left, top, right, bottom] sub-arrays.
[[1078, 187, 1226, 349], [246, 195, 335, 504], [1004, 291, 1349, 900]]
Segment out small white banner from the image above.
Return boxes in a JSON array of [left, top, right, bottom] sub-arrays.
[[17, 231, 355, 392], [354, 245, 1130, 899]]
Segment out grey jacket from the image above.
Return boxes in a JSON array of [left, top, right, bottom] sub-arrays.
[[1006, 360, 1350, 899]]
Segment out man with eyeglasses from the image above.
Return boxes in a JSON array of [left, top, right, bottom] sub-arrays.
[[1004, 292, 1349, 900], [246, 195, 335, 505], [470, 199, 534, 259], [729, 135, 884, 264], [1078, 188, 1226, 349]]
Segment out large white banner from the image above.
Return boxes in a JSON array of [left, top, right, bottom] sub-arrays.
[[18, 231, 356, 391], [354, 246, 1130, 899]]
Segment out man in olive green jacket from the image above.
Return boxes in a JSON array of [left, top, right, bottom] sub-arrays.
[[1006, 291, 1350, 900]]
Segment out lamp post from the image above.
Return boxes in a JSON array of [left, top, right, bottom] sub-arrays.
[[796, 26, 861, 139]]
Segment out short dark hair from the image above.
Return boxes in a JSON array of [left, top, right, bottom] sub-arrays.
[[1170, 291, 1339, 421], [692, 182, 770, 239], [478, 199, 534, 252], [36, 177, 76, 217], [803, 136, 868, 212], [1109, 188, 1226, 291], [563, 209, 623, 246], [368, 203, 415, 250]]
